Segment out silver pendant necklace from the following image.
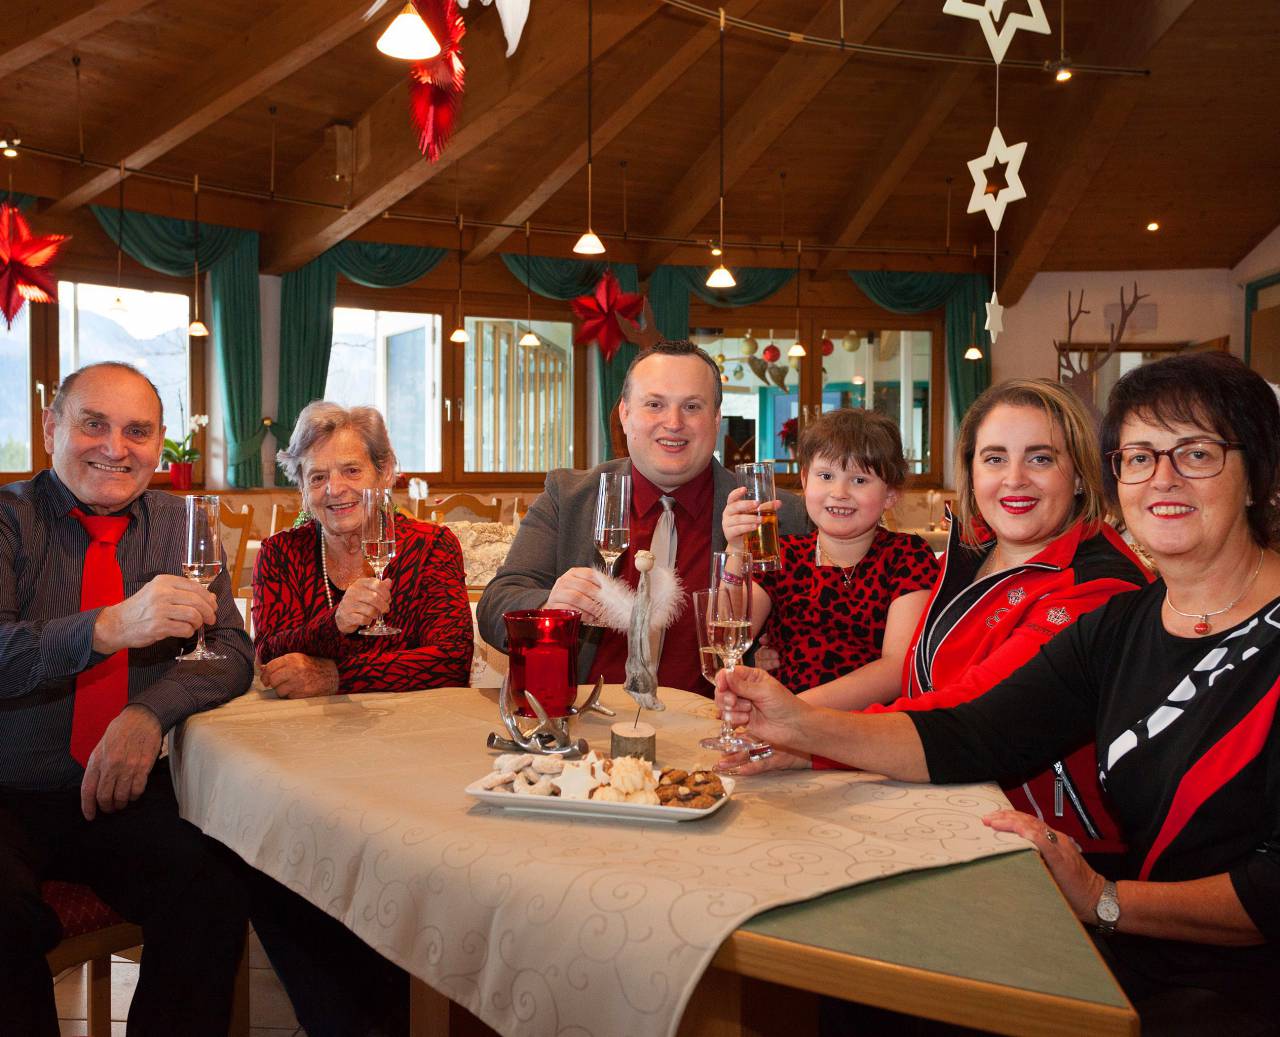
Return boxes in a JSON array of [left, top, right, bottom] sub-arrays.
[[1165, 547, 1265, 635], [815, 537, 858, 587]]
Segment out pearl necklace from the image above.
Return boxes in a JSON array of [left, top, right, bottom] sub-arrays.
[[319, 529, 334, 610], [1165, 547, 1265, 635]]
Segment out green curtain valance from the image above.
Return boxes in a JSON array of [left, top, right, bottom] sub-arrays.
[[274, 242, 449, 483], [648, 265, 795, 342], [3, 192, 36, 211], [90, 206, 265, 486], [848, 270, 991, 422]]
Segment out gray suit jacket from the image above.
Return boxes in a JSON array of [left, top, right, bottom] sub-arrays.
[[476, 457, 809, 680]]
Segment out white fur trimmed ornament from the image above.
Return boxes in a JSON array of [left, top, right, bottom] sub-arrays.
[[592, 560, 684, 634], [593, 550, 684, 712]]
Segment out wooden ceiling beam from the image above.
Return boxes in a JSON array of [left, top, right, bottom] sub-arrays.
[[637, 0, 902, 275], [259, 0, 656, 274], [812, 60, 981, 280], [2, 0, 157, 80], [46, 0, 379, 214], [997, 0, 1199, 305], [464, 0, 772, 265]]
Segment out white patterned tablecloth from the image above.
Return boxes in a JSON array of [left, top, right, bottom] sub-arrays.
[[170, 684, 1025, 1037]]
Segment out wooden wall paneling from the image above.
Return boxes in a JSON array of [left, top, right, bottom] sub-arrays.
[[48, 0, 380, 212], [258, 0, 659, 274], [637, 0, 902, 274]]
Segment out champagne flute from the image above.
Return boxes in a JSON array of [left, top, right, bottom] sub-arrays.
[[359, 488, 401, 637], [692, 589, 722, 688], [178, 494, 226, 662], [593, 471, 631, 573], [699, 550, 757, 752]]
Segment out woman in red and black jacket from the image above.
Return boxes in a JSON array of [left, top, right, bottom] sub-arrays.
[[767, 380, 1152, 856]]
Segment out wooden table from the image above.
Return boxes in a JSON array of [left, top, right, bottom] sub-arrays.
[[170, 687, 1135, 1037]]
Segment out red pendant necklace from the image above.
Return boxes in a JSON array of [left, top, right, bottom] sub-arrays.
[[1165, 548, 1265, 635]]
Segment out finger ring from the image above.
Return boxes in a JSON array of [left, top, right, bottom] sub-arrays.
[[1044, 829, 1058, 844]]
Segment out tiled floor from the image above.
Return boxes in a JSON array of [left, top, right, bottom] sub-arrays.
[[53, 927, 305, 1037]]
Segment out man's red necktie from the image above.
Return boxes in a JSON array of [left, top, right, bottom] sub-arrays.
[[70, 508, 130, 767]]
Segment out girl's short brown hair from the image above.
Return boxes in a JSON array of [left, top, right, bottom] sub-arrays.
[[954, 379, 1108, 546], [796, 408, 909, 488]]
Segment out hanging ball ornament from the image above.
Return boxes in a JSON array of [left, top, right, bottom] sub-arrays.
[[820, 337, 834, 357], [841, 331, 860, 352], [715, 352, 726, 364], [721, 372, 730, 383], [762, 343, 781, 363], [742, 330, 759, 355]]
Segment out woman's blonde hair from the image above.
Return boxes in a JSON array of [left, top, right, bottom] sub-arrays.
[[954, 379, 1108, 546]]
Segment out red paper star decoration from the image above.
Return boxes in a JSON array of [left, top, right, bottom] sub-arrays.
[[571, 270, 643, 362], [408, 0, 466, 162], [0, 203, 69, 329]]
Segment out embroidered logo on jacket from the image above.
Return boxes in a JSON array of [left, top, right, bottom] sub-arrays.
[[1007, 587, 1026, 606], [1045, 606, 1070, 626]]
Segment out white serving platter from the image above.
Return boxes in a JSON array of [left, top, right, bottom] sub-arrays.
[[464, 775, 735, 823]]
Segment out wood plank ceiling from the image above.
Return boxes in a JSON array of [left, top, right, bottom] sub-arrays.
[[3, 0, 1278, 303]]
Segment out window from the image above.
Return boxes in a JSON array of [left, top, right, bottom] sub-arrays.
[[0, 306, 31, 472], [820, 328, 935, 476], [463, 315, 576, 473], [57, 281, 191, 440], [326, 307, 444, 473]]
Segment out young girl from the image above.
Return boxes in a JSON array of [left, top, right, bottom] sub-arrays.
[[723, 408, 938, 702]]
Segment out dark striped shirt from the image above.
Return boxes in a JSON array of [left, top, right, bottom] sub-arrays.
[[0, 471, 253, 791]]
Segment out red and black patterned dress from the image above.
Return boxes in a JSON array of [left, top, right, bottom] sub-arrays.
[[251, 519, 473, 693], [757, 527, 939, 693]]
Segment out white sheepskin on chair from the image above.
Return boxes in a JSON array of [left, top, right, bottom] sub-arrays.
[[592, 566, 684, 634]]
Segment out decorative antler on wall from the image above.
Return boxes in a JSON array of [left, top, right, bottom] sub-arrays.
[[1055, 281, 1149, 419]]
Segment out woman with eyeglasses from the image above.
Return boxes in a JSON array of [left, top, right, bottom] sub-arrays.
[[716, 352, 1280, 1032]]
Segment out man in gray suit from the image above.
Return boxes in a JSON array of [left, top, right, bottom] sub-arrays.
[[478, 340, 807, 694]]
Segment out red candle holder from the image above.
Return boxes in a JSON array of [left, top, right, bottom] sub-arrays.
[[503, 609, 581, 718]]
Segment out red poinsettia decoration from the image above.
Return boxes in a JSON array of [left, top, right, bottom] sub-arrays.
[[778, 417, 799, 452], [571, 269, 643, 362], [408, 0, 466, 162], [0, 203, 69, 328]]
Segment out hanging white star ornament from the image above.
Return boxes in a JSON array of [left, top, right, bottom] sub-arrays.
[[985, 290, 1005, 344], [942, 0, 1051, 65], [966, 126, 1027, 231], [456, 0, 531, 56]]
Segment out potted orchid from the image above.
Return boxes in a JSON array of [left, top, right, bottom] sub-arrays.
[[162, 403, 209, 490]]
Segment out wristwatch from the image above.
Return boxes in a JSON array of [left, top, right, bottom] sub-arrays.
[[1094, 880, 1121, 936]]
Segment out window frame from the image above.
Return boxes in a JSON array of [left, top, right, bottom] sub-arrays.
[[0, 260, 206, 489], [333, 280, 587, 491], [687, 301, 947, 488]]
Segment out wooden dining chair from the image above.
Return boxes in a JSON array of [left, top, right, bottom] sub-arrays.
[[218, 502, 254, 596], [42, 881, 250, 1037], [428, 493, 502, 524], [269, 503, 300, 536]]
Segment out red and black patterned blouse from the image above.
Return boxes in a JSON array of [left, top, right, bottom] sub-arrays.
[[757, 527, 939, 693], [251, 519, 473, 693]]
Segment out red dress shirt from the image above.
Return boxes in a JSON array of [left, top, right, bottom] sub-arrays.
[[587, 465, 713, 694]]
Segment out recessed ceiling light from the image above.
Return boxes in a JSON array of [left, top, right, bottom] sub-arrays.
[[1146, 221, 1160, 232]]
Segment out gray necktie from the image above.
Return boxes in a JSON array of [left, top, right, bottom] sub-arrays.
[[648, 495, 677, 664]]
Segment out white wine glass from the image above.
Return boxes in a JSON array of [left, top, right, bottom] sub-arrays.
[[692, 589, 722, 689], [593, 471, 631, 574], [699, 550, 756, 752], [178, 494, 226, 662], [359, 487, 401, 637]]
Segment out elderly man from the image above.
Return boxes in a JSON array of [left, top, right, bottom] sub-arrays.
[[0, 362, 253, 1036], [479, 339, 807, 693]]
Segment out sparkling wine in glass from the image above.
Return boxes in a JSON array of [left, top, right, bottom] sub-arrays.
[[177, 494, 226, 662], [692, 589, 722, 687], [699, 550, 758, 752], [735, 461, 780, 572], [359, 487, 401, 637], [593, 471, 631, 573]]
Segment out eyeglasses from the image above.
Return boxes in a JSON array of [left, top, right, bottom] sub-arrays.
[[1107, 440, 1244, 484]]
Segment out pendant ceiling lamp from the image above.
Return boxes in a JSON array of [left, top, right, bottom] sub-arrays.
[[964, 312, 983, 360], [705, 9, 735, 289], [377, 2, 443, 60], [788, 241, 805, 357], [1048, 0, 1072, 82], [519, 221, 541, 347], [110, 161, 127, 314], [188, 174, 209, 338], [573, 0, 605, 255], [449, 214, 468, 343]]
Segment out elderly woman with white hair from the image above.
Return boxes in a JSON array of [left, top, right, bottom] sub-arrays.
[[251, 400, 472, 696]]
